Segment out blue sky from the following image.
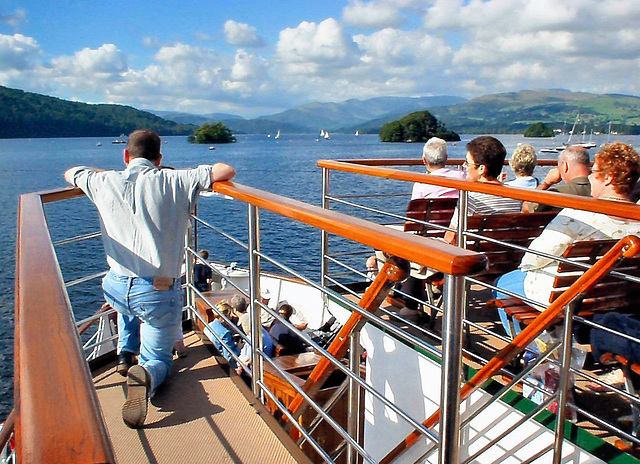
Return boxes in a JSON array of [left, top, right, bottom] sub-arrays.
[[1, 0, 640, 118]]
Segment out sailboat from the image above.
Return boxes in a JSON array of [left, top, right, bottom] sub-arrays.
[[355, 130, 359, 136], [274, 130, 281, 140], [324, 131, 330, 140], [555, 113, 580, 150]]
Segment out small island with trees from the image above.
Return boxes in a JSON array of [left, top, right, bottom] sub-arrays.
[[523, 122, 554, 137], [188, 122, 236, 144], [379, 110, 460, 143]]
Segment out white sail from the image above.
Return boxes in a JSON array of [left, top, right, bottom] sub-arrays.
[[324, 131, 330, 139], [355, 130, 359, 136], [275, 130, 281, 139]]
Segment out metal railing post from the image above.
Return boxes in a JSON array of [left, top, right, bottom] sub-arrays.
[[247, 204, 262, 397], [185, 217, 196, 312], [553, 300, 577, 463], [347, 330, 362, 464], [439, 273, 465, 464], [321, 167, 330, 316]]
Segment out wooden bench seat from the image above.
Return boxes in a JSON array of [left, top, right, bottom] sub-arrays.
[[400, 198, 557, 326], [403, 198, 557, 280], [491, 238, 640, 336]]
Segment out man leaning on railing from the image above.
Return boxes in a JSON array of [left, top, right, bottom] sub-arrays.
[[64, 129, 235, 428]]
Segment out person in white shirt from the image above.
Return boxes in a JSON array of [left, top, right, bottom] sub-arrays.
[[411, 137, 466, 200], [65, 129, 235, 428]]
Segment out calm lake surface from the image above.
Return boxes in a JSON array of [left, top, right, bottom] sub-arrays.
[[0, 132, 636, 419]]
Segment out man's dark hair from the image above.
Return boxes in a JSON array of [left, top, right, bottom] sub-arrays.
[[466, 136, 507, 179], [127, 130, 161, 161]]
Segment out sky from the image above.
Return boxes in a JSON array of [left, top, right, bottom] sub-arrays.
[[1, 0, 640, 118]]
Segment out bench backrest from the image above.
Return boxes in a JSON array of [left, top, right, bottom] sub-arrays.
[[404, 197, 458, 238], [550, 238, 640, 313], [465, 211, 558, 278], [403, 198, 557, 278]]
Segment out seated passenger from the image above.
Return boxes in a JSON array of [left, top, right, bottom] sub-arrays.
[[270, 303, 308, 356], [496, 142, 640, 337], [411, 137, 466, 199], [205, 302, 240, 369], [193, 249, 213, 292], [444, 136, 523, 244], [525, 146, 591, 213], [505, 144, 538, 189], [365, 255, 379, 282], [235, 298, 275, 374]]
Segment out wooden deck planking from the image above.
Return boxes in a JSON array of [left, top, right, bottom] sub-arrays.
[[93, 332, 300, 464]]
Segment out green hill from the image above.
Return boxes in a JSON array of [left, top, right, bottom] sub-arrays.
[[430, 89, 640, 134], [0, 86, 195, 138]]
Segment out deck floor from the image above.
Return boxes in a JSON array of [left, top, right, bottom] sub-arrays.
[[93, 332, 302, 464]]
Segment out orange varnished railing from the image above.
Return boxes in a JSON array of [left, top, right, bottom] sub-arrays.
[[213, 181, 488, 276], [16, 189, 114, 463], [380, 235, 640, 463], [15, 182, 489, 463], [318, 159, 640, 221]]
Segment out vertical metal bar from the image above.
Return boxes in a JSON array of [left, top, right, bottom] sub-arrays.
[[456, 190, 470, 345], [247, 204, 262, 397], [552, 301, 576, 463], [321, 167, 330, 317], [439, 273, 465, 464], [455, 190, 468, 248], [185, 218, 195, 313], [347, 330, 362, 464]]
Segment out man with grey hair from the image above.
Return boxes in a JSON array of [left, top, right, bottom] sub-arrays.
[[526, 145, 591, 212], [411, 137, 466, 199]]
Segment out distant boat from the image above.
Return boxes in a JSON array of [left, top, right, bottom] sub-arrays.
[[555, 114, 580, 151], [320, 129, 326, 138], [274, 130, 281, 140], [540, 148, 559, 153], [209, 146, 215, 150], [355, 130, 359, 136], [96, 142, 102, 147], [111, 133, 127, 144], [324, 131, 330, 140]]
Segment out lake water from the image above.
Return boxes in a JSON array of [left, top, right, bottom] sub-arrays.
[[0, 131, 636, 420]]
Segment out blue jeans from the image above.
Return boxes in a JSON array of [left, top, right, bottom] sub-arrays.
[[494, 269, 527, 338], [591, 313, 640, 364], [103, 270, 181, 395]]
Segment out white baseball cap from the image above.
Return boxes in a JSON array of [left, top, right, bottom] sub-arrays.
[[260, 289, 271, 299]]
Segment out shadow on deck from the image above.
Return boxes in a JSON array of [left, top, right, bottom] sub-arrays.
[[93, 332, 307, 464]]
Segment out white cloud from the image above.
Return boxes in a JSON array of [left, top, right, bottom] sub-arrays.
[[0, 9, 27, 28], [343, 0, 403, 29], [276, 18, 360, 73], [224, 20, 264, 47], [0, 34, 39, 71]]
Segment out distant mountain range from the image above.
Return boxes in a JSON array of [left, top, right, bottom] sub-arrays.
[[1, 85, 640, 138]]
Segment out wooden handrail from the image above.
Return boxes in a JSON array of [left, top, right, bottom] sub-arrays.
[[16, 192, 114, 463], [380, 234, 640, 463], [14, 182, 487, 464], [318, 159, 640, 221], [329, 158, 561, 167], [213, 181, 488, 276]]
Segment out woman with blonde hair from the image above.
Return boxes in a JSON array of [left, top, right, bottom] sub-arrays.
[[505, 144, 538, 188]]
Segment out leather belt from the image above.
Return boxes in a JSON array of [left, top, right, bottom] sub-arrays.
[[152, 277, 175, 291]]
